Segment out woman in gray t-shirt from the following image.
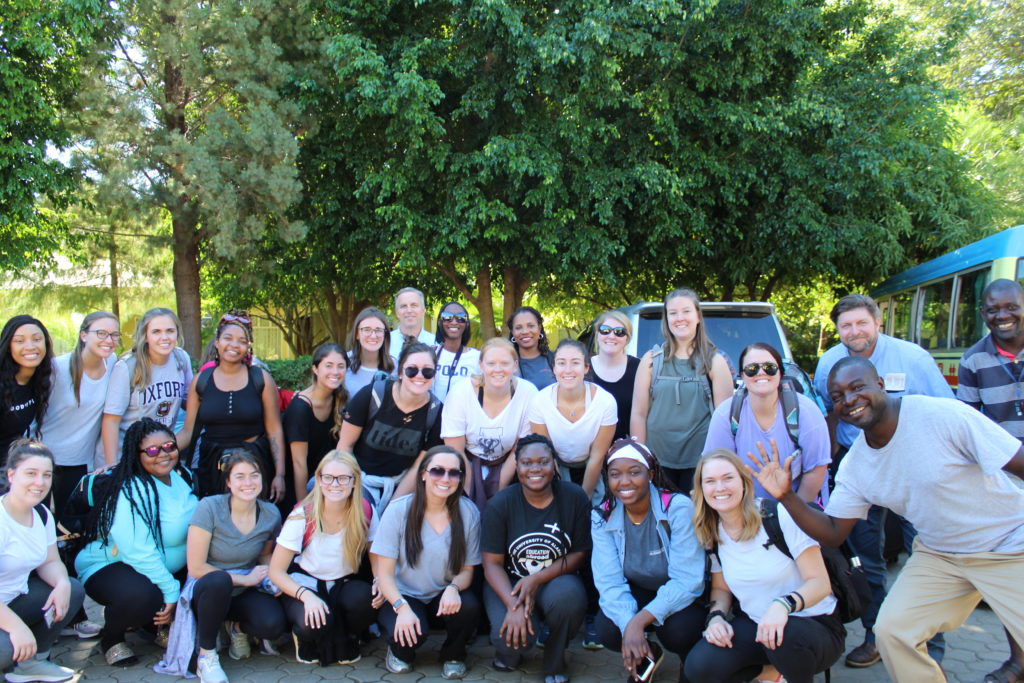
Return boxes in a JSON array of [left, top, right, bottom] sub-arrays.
[[370, 445, 481, 679], [186, 450, 284, 682]]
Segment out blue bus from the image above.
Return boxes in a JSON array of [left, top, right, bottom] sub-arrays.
[[871, 225, 1024, 387]]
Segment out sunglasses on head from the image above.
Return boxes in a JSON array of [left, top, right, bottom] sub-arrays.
[[440, 312, 469, 324], [597, 324, 627, 338], [403, 365, 437, 379], [220, 313, 252, 327], [140, 441, 178, 457], [427, 466, 462, 480], [741, 362, 780, 377]]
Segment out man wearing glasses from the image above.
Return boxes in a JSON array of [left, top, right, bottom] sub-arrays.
[[813, 294, 952, 669], [389, 288, 436, 359]]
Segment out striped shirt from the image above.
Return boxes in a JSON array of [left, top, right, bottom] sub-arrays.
[[958, 334, 1024, 440]]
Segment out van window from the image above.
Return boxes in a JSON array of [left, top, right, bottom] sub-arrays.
[[953, 269, 987, 348], [635, 309, 785, 372], [917, 279, 953, 350], [890, 291, 914, 340]]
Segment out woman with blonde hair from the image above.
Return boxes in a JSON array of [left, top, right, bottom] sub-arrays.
[[631, 289, 733, 491], [99, 308, 192, 468], [269, 450, 377, 667], [587, 310, 640, 441], [441, 337, 537, 509], [684, 449, 843, 683]]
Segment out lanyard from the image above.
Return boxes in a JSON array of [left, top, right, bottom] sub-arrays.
[[996, 352, 1024, 416]]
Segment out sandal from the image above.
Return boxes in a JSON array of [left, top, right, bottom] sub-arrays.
[[985, 659, 1024, 683]]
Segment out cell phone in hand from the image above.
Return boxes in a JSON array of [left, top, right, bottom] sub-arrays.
[[42, 605, 56, 628], [635, 655, 657, 683]]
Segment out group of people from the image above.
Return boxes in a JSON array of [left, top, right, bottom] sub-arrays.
[[0, 281, 1020, 683]]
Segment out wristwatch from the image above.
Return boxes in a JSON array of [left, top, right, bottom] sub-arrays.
[[392, 597, 407, 614]]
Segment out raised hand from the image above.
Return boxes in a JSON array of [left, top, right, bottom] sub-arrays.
[[746, 439, 794, 500]]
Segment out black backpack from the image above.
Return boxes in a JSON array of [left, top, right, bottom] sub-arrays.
[[758, 498, 872, 624]]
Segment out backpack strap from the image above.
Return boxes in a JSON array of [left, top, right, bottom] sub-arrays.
[[648, 346, 665, 399], [779, 384, 801, 450], [729, 387, 747, 437], [301, 503, 315, 550], [367, 377, 389, 423], [249, 365, 266, 397], [759, 498, 792, 559], [33, 503, 49, 527], [421, 396, 442, 450], [649, 345, 714, 411], [195, 366, 215, 399]]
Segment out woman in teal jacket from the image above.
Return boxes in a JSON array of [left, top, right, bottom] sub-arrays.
[[75, 418, 198, 666], [590, 439, 706, 683]]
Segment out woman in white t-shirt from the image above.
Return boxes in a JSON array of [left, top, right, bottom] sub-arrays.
[[269, 450, 377, 667], [684, 449, 844, 683], [0, 440, 83, 682], [442, 338, 537, 509], [528, 339, 616, 502], [431, 301, 480, 403]]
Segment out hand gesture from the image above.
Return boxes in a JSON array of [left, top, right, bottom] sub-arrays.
[[242, 565, 269, 587], [746, 440, 794, 500], [394, 605, 422, 648], [154, 602, 176, 626], [622, 619, 652, 679], [371, 579, 385, 609], [9, 621, 36, 663], [703, 613, 734, 649], [437, 585, 462, 616], [510, 574, 541, 617], [756, 601, 789, 650], [301, 591, 329, 629], [43, 579, 71, 623], [498, 603, 533, 650], [269, 476, 285, 503]]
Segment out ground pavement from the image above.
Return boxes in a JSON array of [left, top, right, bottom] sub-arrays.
[[54, 562, 1010, 682]]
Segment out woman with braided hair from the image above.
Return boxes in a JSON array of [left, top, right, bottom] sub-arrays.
[[75, 418, 198, 666]]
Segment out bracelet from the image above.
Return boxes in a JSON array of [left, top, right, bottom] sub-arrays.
[[791, 591, 806, 612], [445, 583, 459, 592], [295, 586, 307, 600], [773, 597, 794, 614], [704, 609, 728, 628], [275, 473, 285, 479]]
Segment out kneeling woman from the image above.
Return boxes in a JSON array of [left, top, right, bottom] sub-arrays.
[[0, 440, 84, 682], [482, 434, 590, 683], [269, 451, 377, 666], [186, 449, 286, 682], [591, 439, 706, 683], [684, 449, 844, 683], [76, 418, 198, 666], [371, 445, 480, 680]]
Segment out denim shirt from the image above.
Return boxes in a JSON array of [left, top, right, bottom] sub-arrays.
[[590, 484, 705, 633]]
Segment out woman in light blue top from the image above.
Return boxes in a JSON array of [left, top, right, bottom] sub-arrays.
[[75, 418, 198, 666]]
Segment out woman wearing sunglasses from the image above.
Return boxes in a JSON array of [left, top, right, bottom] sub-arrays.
[[270, 451, 377, 667], [370, 445, 480, 679], [587, 311, 640, 441], [703, 343, 829, 503], [75, 418, 198, 666], [344, 307, 396, 397], [178, 312, 286, 502], [337, 343, 443, 510], [431, 302, 480, 403]]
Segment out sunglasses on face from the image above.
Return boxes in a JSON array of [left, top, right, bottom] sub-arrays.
[[403, 365, 436, 379], [741, 362, 780, 377], [440, 312, 469, 324], [90, 330, 122, 342], [319, 473, 354, 486], [597, 324, 627, 338], [140, 441, 178, 457], [427, 466, 462, 480]]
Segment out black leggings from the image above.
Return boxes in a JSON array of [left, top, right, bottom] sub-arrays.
[[377, 590, 481, 663], [662, 467, 696, 494], [684, 611, 845, 683], [281, 576, 376, 663], [191, 570, 287, 650], [594, 584, 707, 683], [84, 562, 180, 651]]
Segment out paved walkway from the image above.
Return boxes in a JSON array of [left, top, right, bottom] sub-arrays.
[[54, 562, 1010, 682]]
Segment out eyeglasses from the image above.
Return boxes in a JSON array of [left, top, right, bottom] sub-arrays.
[[358, 326, 387, 337], [403, 365, 436, 379], [319, 473, 354, 486], [741, 362, 780, 378], [90, 330, 122, 342], [140, 441, 178, 457], [427, 467, 462, 480], [220, 313, 252, 327], [439, 312, 469, 324], [597, 324, 627, 338]]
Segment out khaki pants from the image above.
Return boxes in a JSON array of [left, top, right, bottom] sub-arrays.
[[875, 537, 1024, 682]]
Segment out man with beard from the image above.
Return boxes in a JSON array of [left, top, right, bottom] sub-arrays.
[[958, 278, 1024, 683], [753, 356, 1024, 683], [814, 294, 952, 668]]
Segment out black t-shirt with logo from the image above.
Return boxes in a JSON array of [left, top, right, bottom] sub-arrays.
[[480, 480, 592, 581], [343, 380, 442, 477], [0, 383, 35, 466]]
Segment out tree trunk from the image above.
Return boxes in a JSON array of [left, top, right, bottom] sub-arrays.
[[501, 265, 530, 335], [171, 202, 202, 358], [474, 269, 497, 340], [108, 238, 120, 319]]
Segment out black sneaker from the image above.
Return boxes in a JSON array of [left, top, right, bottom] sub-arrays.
[[844, 640, 880, 668]]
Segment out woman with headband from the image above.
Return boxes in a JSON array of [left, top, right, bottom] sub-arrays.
[[591, 438, 706, 683]]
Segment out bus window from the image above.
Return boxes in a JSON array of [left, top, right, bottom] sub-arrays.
[[891, 291, 914, 340], [954, 269, 987, 347], [917, 279, 953, 350], [1017, 257, 1024, 287]]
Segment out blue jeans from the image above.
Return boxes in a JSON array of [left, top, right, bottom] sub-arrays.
[[848, 505, 945, 662]]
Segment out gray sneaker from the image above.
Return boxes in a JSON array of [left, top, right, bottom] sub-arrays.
[[227, 622, 251, 660], [5, 657, 75, 683], [385, 647, 413, 674], [442, 660, 466, 680]]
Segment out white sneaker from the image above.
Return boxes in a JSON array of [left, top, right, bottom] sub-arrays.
[[5, 657, 75, 682], [197, 651, 229, 683], [59, 620, 101, 639]]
